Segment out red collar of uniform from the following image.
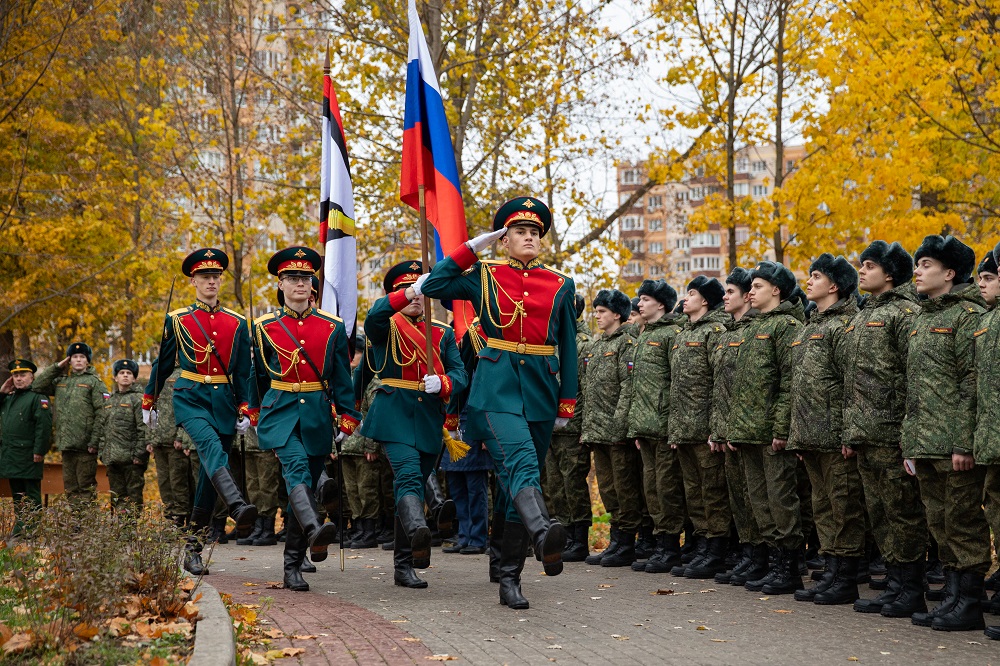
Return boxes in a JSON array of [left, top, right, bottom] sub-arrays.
[[281, 305, 314, 320]]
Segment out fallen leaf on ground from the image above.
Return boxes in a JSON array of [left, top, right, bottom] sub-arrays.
[[611, 634, 629, 641], [590, 596, 602, 600], [425, 655, 458, 661], [655, 589, 674, 595], [403, 637, 421, 643], [291, 635, 316, 640], [264, 628, 284, 639], [2, 633, 31, 654], [283, 647, 305, 656], [710, 639, 728, 643], [247, 652, 269, 664], [547, 644, 562, 649], [0, 625, 10, 647], [772, 610, 793, 614], [847, 658, 858, 662], [390, 620, 409, 623], [347, 555, 362, 559], [108, 618, 130, 637], [243, 582, 259, 587], [264, 649, 288, 659], [235, 557, 248, 561], [696, 626, 710, 631], [699, 589, 715, 593], [598, 584, 613, 589], [73, 624, 99, 640], [265, 581, 283, 589]]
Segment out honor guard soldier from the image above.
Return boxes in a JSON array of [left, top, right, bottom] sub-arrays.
[[360, 260, 467, 589], [0, 360, 52, 537], [410, 197, 578, 609], [143, 248, 257, 575], [251, 246, 360, 592]]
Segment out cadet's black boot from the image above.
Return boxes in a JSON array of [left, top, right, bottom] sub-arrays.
[[985, 569, 1000, 592], [184, 507, 211, 576], [601, 531, 637, 568], [315, 469, 340, 516], [796, 557, 838, 602], [637, 532, 664, 572], [289, 484, 338, 563], [562, 523, 590, 562], [987, 625, 1000, 640], [253, 516, 278, 546], [586, 528, 621, 566], [856, 563, 902, 613], [397, 494, 432, 570], [349, 518, 379, 549], [645, 533, 681, 573], [761, 547, 804, 595], [932, 571, 986, 631], [718, 544, 754, 584], [815, 556, 861, 605], [299, 554, 317, 573], [282, 513, 309, 592], [436, 500, 457, 539], [674, 537, 707, 576], [376, 513, 395, 544], [211, 468, 258, 537], [912, 568, 960, 626], [394, 516, 428, 588], [425, 473, 455, 537], [988, 590, 1000, 615], [680, 524, 697, 563], [734, 544, 770, 586], [880, 560, 927, 617], [635, 524, 656, 560], [685, 536, 728, 579], [512, 487, 566, 577], [236, 517, 263, 545], [498, 521, 530, 609], [489, 510, 505, 582]]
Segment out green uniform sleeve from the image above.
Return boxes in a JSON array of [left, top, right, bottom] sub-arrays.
[[771, 320, 799, 440], [420, 252, 483, 303], [31, 363, 62, 396], [134, 393, 148, 461], [250, 320, 271, 411], [954, 310, 979, 455], [233, 319, 252, 411], [33, 394, 53, 457], [89, 377, 109, 451], [556, 281, 580, 406], [610, 336, 633, 443], [363, 295, 396, 346], [440, 327, 469, 419]]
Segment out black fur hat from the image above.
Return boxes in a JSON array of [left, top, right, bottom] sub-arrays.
[[992, 241, 1000, 268], [860, 240, 914, 286], [750, 261, 797, 300], [914, 235, 976, 284], [630, 296, 640, 314], [980, 250, 999, 276], [789, 285, 808, 307], [637, 279, 678, 311], [593, 289, 632, 322], [574, 293, 586, 320], [66, 342, 92, 362], [112, 359, 139, 377], [726, 267, 753, 294], [809, 253, 858, 297], [687, 276, 725, 310]]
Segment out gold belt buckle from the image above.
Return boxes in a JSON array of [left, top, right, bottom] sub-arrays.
[[203, 375, 213, 384], [417, 381, 426, 391], [516, 342, 526, 354], [291, 382, 301, 393]]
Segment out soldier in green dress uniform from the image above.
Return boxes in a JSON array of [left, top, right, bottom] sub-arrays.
[[360, 260, 467, 589], [0, 360, 52, 536]]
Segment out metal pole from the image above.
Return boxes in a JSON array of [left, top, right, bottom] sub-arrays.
[[418, 184, 435, 373]]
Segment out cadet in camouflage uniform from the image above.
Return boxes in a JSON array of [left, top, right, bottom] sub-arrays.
[[788, 255, 864, 605], [98, 359, 149, 508], [234, 427, 280, 546], [33, 342, 108, 507], [730, 262, 804, 595], [668, 277, 731, 579], [343, 343, 386, 549], [581, 289, 636, 567], [148, 368, 196, 526], [0, 359, 52, 536], [903, 235, 990, 632], [544, 293, 592, 561], [977, 244, 1000, 641]]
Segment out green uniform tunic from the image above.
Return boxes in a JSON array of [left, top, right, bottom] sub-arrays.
[[0, 385, 51, 531]]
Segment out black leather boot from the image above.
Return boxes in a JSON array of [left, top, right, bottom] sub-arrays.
[[635, 524, 656, 560], [912, 568, 960, 626], [586, 528, 621, 566], [498, 521, 530, 609], [815, 556, 860, 605], [563, 523, 589, 562], [685, 536, 728, 579], [184, 507, 211, 575], [796, 557, 838, 602], [745, 547, 780, 592], [397, 494, 432, 570], [394, 516, 428, 588], [644, 533, 680, 573], [856, 563, 902, 613], [734, 544, 769, 586], [880, 560, 927, 617], [511, 487, 566, 577], [237, 517, 264, 545], [986, 625, 1000, 640], [283, 513, 309, 592], [674, 537, 707, 576], [761, 547, 804, 595], [601, 531, 637, 568], [349, 518, 379, 549], [985, 569, 1000, 592], [931, 571, 986, 631], [253, 516, 278, 546], [207, 517, 228, 544], [376, 514, 394, 544], [299, 554, 317, 573], [489, 509, 505, 582], [289, 484, 338, 563], [315, 469, 340, 516], [718, 543, 753, 584], [211, 468, 258, 537]]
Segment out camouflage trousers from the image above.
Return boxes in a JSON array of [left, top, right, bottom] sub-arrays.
[[856, 445, 926, 564], [61, 449, 98, 503], [637, 438, 685, 535], [725, 446, 765, 545], [676, 442, 731, 539], [740, 443, 803, 550], [243, 450, 281, 519], [342, 455, 381, 520], [153, 445, 193, 519], [984, 465, 1000, 557], [591, 443, 642, 532], [797, 458, 815, 548], [914, 458, 990, 575], [800, 450, 865, 557], [106, 462, 145, 507], [544, 433, 593, 526]]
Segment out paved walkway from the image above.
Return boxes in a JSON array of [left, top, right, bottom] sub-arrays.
[[207, 542, 998, 665]]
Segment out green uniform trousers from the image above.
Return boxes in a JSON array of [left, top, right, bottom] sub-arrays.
[[378, 456, 394, 516], [591, 443, 642, 532], [480, 412, 553, 524], [243, 450, 280, 519], [545, 433, 593, 526], [984, 466, 1000, 559], [725, 447, 764, 545], [796, 458, 815, 548], [801, 451, 865, 557], [382, 442, 435, 505], [676, 442, 731, 539], [153, 445, 194, 518], [914, 458, 990, 575], [107, 462, 145, 507], [342, 455, 380, 520], [61, 449, 97, 502], [741, 443, 803, 549], [637, 438, 685, 535], [7, 478, 41, 535], [856, 445, 926, 564]]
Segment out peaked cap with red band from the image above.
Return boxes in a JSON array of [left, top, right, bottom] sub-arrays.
[[268, 246, 321, 277], [182, 248, 229, 277], [492, 196, 552, 237], [383, 259, 424, 293]]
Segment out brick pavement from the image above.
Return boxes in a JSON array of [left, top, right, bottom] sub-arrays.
[[208, 542, 998, 665]]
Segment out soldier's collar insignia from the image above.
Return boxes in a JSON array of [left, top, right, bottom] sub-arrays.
[[281, 306, 312, 320], [194, 300, 221, 313], [507, 257, 544, 270]]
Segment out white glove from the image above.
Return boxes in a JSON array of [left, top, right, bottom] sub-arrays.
[[235, 415, 251, 434], [553, 417, 570, 430], [335, 430, 347, 444], [422, 374, 442, 394], [411, 273, 429, 297], [468, 227, 508, 254], [143, 408, 157, 430]]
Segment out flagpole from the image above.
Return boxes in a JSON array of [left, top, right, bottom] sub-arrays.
[[418, 184, 435, 374], [318, 39, 331, 310]]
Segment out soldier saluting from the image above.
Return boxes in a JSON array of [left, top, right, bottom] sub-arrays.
[[143, 248, 257, 575]]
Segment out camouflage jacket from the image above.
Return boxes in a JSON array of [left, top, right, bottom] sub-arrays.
[[725, 300, 802, 445], [626, 314, 683, 440], [710, 309, 758, 442], [788, 297, 858, 451], [901, 282, 984, 459], [559, 320, 593, 437], [342, 362, 380, 457], [149, 368, 183, 447], [98, 384, 148, 465], [668, 308, 731, 444], [33, 364, 108, 452], [580, 326, 634, 445], [841, 286, 919, 447], [974, 307, 1000, 465]]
